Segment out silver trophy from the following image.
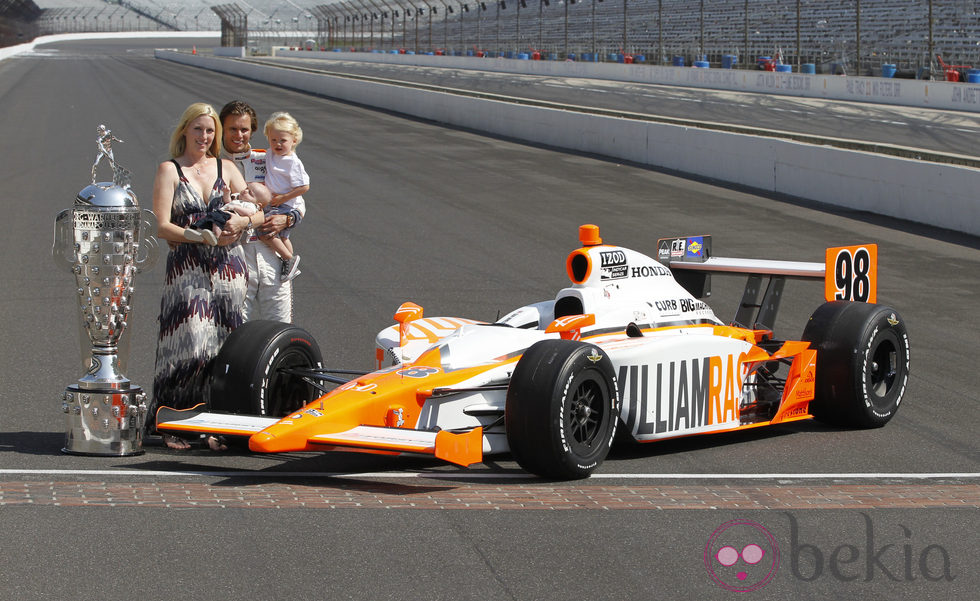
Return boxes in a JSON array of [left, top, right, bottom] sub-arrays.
[[52, 124, 158, 455]]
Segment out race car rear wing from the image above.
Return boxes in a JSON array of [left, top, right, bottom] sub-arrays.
[[657, 236, 878, 330]]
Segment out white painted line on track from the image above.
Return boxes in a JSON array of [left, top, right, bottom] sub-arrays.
[[1, 469, 977, 480], [590, 473, 980, 480]]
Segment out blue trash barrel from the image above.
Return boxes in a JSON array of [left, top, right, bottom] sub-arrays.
[[775, 64, 792, 72], [518, 53, 529, 60], [721, 54, 735, 69], [694, 60, 710, 68], [466, 49, 474, 56], [568, 53, 576, 61], [548, 53, 558, 61], [882, 64, 897, 78], [607, 53, 618, 62], [633, 54, 645, 63], [672, 55, 684, 66], [968, 70, 980, 83], [800, 63, 816, 74]]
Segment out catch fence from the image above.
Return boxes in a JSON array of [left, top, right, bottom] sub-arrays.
[[7, 1, 980, 77]]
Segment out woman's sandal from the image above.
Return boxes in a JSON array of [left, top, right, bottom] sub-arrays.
[[162, 434, 226, 451], [162, 433, 192, 450], [205, 435, 228, 452]]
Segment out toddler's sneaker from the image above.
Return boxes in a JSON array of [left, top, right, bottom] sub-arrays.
[[281, 255, 301, 282], [183, 228, 218, 245]]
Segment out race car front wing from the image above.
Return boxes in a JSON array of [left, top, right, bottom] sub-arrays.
[[156, 404, 484, 467]]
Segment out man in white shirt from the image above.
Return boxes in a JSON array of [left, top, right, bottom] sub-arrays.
[[219, 100, 301, 322]]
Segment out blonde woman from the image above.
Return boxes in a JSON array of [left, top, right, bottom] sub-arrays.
[[149, 103, 264, 450]]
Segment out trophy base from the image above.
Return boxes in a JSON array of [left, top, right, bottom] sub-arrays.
[[62, 384, 147, 456]]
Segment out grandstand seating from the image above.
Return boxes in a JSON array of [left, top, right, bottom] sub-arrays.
[[19, 0, 980, 75], [0, 0, 42, 46]]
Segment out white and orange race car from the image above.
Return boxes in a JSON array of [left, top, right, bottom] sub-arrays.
[[157, 224, 910, 479]]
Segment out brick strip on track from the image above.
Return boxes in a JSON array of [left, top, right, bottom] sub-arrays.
[[0, 481, 977, 509]]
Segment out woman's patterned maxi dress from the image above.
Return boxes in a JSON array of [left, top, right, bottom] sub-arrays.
[[149, 159, 247, 429]]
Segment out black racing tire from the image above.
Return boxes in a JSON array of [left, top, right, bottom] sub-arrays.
[[505, 340, 619, 479], [210, 320, 323, 417], [801, 301, 910, 428]]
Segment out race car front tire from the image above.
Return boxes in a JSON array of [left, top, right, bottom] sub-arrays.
[[505, 340, 618, 479], [801, 301, 910, 428], [210, 320, 323, 417]]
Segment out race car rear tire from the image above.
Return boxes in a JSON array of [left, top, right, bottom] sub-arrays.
[[801, 301, 910, 428], [210, 320, 323, 417], [505, 340, 618, 479]]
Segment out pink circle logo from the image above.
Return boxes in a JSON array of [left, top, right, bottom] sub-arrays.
[[704, 519, 780, 592]]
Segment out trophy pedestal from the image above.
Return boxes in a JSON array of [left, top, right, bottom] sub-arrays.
[[62, 383, 147, 456], [62, 346, 147, 456]]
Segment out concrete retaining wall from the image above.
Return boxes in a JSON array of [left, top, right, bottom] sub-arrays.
[[159, 49, 980, 236], [214, 46, 245, 58], [276, 49, 980, 113], [0, 39, 35, 61]]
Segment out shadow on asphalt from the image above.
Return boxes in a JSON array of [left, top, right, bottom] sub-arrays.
[[127, 455, 462, 493], [0, 431, 66, 456], [606, 419, 842, 461]]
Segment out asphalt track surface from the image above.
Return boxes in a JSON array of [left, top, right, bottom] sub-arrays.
[[0, 37, 977, 600]]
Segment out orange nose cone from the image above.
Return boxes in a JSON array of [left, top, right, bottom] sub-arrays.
[[249, 431, 284, 453], [579, 224, 602, 246]]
